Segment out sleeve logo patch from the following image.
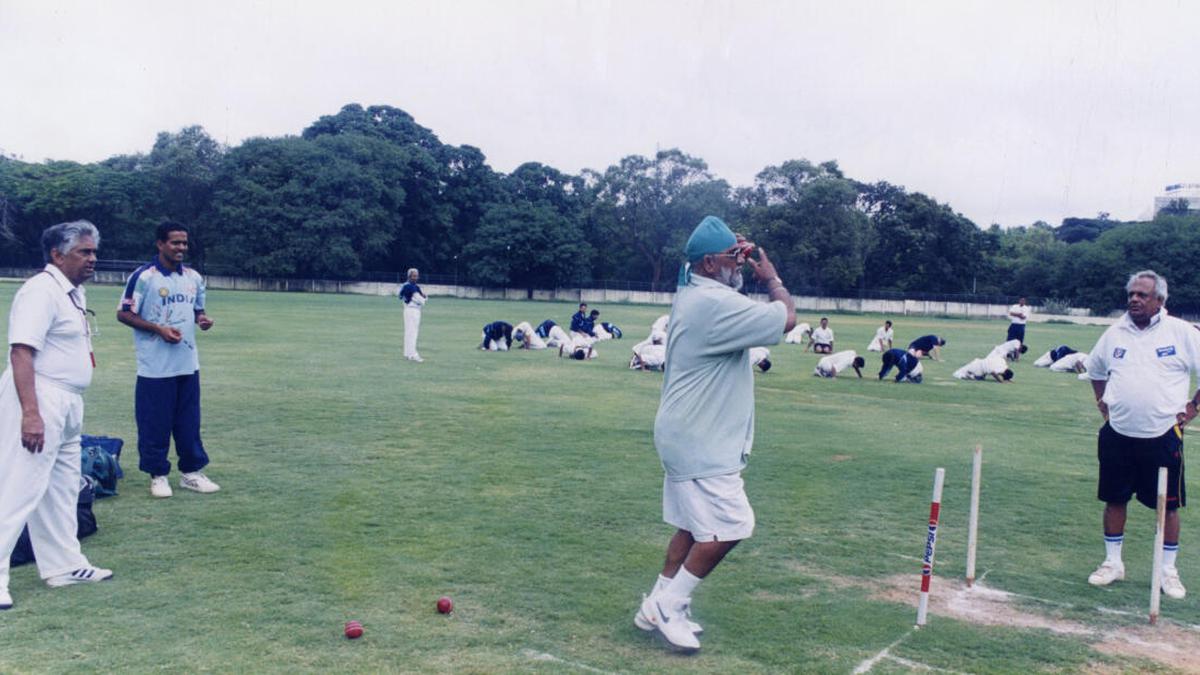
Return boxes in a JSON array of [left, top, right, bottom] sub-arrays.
[[1157, 345, 1177, 358], [1113, 348, 1126, 359]]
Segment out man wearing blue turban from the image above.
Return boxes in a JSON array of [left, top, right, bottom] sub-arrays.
[[634, 215, 796, 652]]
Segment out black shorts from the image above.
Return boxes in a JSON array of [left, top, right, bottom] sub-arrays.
[[1097, 423, 1186, 510], [1006, 323, 1026, 343]]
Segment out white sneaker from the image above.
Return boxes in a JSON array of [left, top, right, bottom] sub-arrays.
[[635, 594, 703, 634], [46, 566, 113, 587], [638, 594, 700, 652], [1088, 560, 1125, 586], [180, 472, 220, 494], [0, 588, 11, 610], [1162, 566, 1187, 599], [150, 475, 172, 498]]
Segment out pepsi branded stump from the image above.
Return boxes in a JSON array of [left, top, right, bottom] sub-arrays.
[[916, 467, 945, 627]]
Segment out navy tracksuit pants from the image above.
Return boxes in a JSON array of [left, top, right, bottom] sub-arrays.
[[135, 371, 209, 476]]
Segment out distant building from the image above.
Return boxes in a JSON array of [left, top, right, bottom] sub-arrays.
[[1153, 183, 1200, 216]]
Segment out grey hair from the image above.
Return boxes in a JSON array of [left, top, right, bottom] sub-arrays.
[[1126, 270, 1168, 302], [407, 268, 419, 279], [42, 220, 100, 263]]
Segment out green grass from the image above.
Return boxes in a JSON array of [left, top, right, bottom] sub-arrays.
[[0, 282, 1193, 672]]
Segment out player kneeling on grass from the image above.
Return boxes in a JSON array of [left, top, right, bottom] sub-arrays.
[[513, 322, 546, 350], [1034, 344, 1077, 367], [784, 321, 811, 347], [479, 321, 513, 351], [990, 338, 1028, 362], [878, 348, 923, 383], [634, 216, 796, 653], [908, 334, 946, 361], [749, 347, 772, 373], [1049, 352, 1088, 374], [810, 317, 834, 354], [953, 353, 1013, 383], [630, 340, 666, 371], [1084, 270, 1200, 600], [815, 350, 865, 378]]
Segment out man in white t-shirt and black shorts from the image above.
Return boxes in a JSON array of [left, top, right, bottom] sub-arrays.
[[1084, 270, 1200, 600]]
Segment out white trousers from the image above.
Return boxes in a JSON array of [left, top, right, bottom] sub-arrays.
[[0, 371, 90, 591], [403, 307, 422, 358]]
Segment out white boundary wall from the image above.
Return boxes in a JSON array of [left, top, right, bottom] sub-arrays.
[[0, 268, 1113, 324]]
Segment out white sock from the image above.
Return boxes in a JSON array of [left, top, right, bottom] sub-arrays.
[[1164, 541, 1179, 569], [1104, 534, 1123, 564], [663, 567, 702, 601], [651, 574, 671, 596]]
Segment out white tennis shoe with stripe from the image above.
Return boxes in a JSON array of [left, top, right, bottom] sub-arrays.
[[180, 472, 220, 493], [636, 594, 700, 652], [635, 594, 703, 634], [0, 588, 12, 610], [46, 566, 113, 587]]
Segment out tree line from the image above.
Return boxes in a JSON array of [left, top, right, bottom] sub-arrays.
[[2, 103, 1198, 313]]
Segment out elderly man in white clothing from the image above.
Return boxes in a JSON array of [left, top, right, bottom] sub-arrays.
[[1084, 271, 1200, 600], [867, 320, 893, 352], [0, 221, 113, 611], [815, 350, 865, 378], [633, 216, 795, 653], [953, 352, 1014, 382], [810, 318, 834, 354], [398, 268, 426, 362]]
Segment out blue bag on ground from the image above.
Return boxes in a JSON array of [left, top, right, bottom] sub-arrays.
[[81, 436, 123, 497], [82, 434, 124, 479]]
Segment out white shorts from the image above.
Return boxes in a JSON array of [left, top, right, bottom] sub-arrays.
[[662, 473, 755, 542]]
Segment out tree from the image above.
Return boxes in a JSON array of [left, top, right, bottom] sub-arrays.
[[463, 203, 592, 289], [207, 135, 412, 278], [591, 149, 733, 289], [145, 126, 224, 268]]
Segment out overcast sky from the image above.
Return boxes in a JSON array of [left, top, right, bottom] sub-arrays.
[[2, 0, 1198, 228]]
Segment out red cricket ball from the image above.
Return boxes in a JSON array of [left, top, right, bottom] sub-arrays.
[[344, 620, 364, 639], [437, 596, 453, 614]]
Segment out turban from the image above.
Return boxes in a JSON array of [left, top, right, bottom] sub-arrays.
[[678, 216, 737, 286]]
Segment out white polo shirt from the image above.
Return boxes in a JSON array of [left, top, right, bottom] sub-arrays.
[[960, 353, 1008, 379], [1085, 309, 1200, 438], [816, 350, 858, 376], [811, 326, 834, 346], [7, 265, 93, 392], [1049, 352, 1087, 372], [1009, 304, 1028, 325], [785, 322, 811, 344], [990, 339, 1021, 360]]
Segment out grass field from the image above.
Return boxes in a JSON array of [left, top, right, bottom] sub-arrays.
[[1, 282, 1198, 673]]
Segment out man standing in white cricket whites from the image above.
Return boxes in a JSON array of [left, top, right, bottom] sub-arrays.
[[1084, 271, 1200, 600], [399, 268, 426, 362], [0, 221, 113, 610], [634, 216, 795, 652]]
